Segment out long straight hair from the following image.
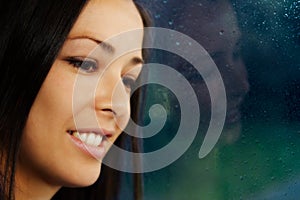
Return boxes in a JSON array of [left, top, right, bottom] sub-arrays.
[[0, 1, 150, 199], [0, 1, 87, 199], [53, 3, 152, 200]]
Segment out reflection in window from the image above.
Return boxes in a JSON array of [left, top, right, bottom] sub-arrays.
[[135, 0, 300, 199]]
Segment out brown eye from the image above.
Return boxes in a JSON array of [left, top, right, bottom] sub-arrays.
[[66, 57, 98, 73], [122, 76, 136, 90]]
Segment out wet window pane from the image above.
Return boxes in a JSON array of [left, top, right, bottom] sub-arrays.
[[136, 0, 300, 199]]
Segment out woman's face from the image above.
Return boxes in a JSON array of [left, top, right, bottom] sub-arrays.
[[16, 0, 143, 192], [180, 0, 249, 127]]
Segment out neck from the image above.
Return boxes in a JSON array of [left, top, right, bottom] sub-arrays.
[[15, 166, 60, 200]]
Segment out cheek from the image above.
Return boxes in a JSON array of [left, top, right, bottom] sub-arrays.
[[21, 61, 76, 154], [38, 61, 75, 111], [110, 81, 132, 131], [115, 97, 131, 134], [21, 60, 75, 142]]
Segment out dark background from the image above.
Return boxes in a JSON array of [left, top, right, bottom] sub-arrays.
[[134, 0, 300, 199]]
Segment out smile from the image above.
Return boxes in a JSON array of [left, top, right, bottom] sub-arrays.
[[67, 129, 112, 160], [68, 130, 103, 147]]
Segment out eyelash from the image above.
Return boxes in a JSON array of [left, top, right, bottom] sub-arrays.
[[65, 57, 98, 73], [122, 76, 137, 91], [65, 56, 138, 90]]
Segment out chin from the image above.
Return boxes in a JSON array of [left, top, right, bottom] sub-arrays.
[[64, 163, 102, 188], [221, 122, 242, 145]]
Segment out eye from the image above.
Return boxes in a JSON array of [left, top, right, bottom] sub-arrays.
[[233, 49, 242, 61], [210, 51, 223, 60], [122, 76, 137, 91], [233, 43, 242, 61], [65, 57, 98, 73]]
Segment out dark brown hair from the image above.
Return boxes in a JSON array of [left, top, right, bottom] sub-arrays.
[[0, 1, 151, 199]]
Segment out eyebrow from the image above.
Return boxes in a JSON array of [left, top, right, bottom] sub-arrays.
[[131, 56, 144, 66], [68, 35, 144, 65], [68, 35, 115, 54]]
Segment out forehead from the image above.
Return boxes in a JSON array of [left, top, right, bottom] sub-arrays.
[[202, 12, 240, 46], [180, 1, 241, 52], [69, 0, 143, 42]]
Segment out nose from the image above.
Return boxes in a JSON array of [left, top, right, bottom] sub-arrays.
[[225, 56, 249, 98], [94, 68, 130, 119], [235, 60, 249, 96]]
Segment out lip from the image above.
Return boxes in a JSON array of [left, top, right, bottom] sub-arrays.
[[68, 128, 113, 138], [225, 95, 245, 125], [226, 108, 241, 125], [67, 128, 113, 160]]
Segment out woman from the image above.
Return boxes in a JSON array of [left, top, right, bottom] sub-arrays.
[[143, 0, 249, 198], [0, 0, 149, 199]]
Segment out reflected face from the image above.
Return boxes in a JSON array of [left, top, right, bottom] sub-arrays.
[[202, 2, 249, 125], [181, 0, 249, 126], [17, 0, 143, 191]]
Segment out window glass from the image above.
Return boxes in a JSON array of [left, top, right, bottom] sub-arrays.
[[136, 0, 300, 199]]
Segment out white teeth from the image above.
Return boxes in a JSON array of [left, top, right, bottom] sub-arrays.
[[73, 131, 103, 147], [95, 135, 102, 145], [86, 134, 95, 145], [81, 133, 87, 141]]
